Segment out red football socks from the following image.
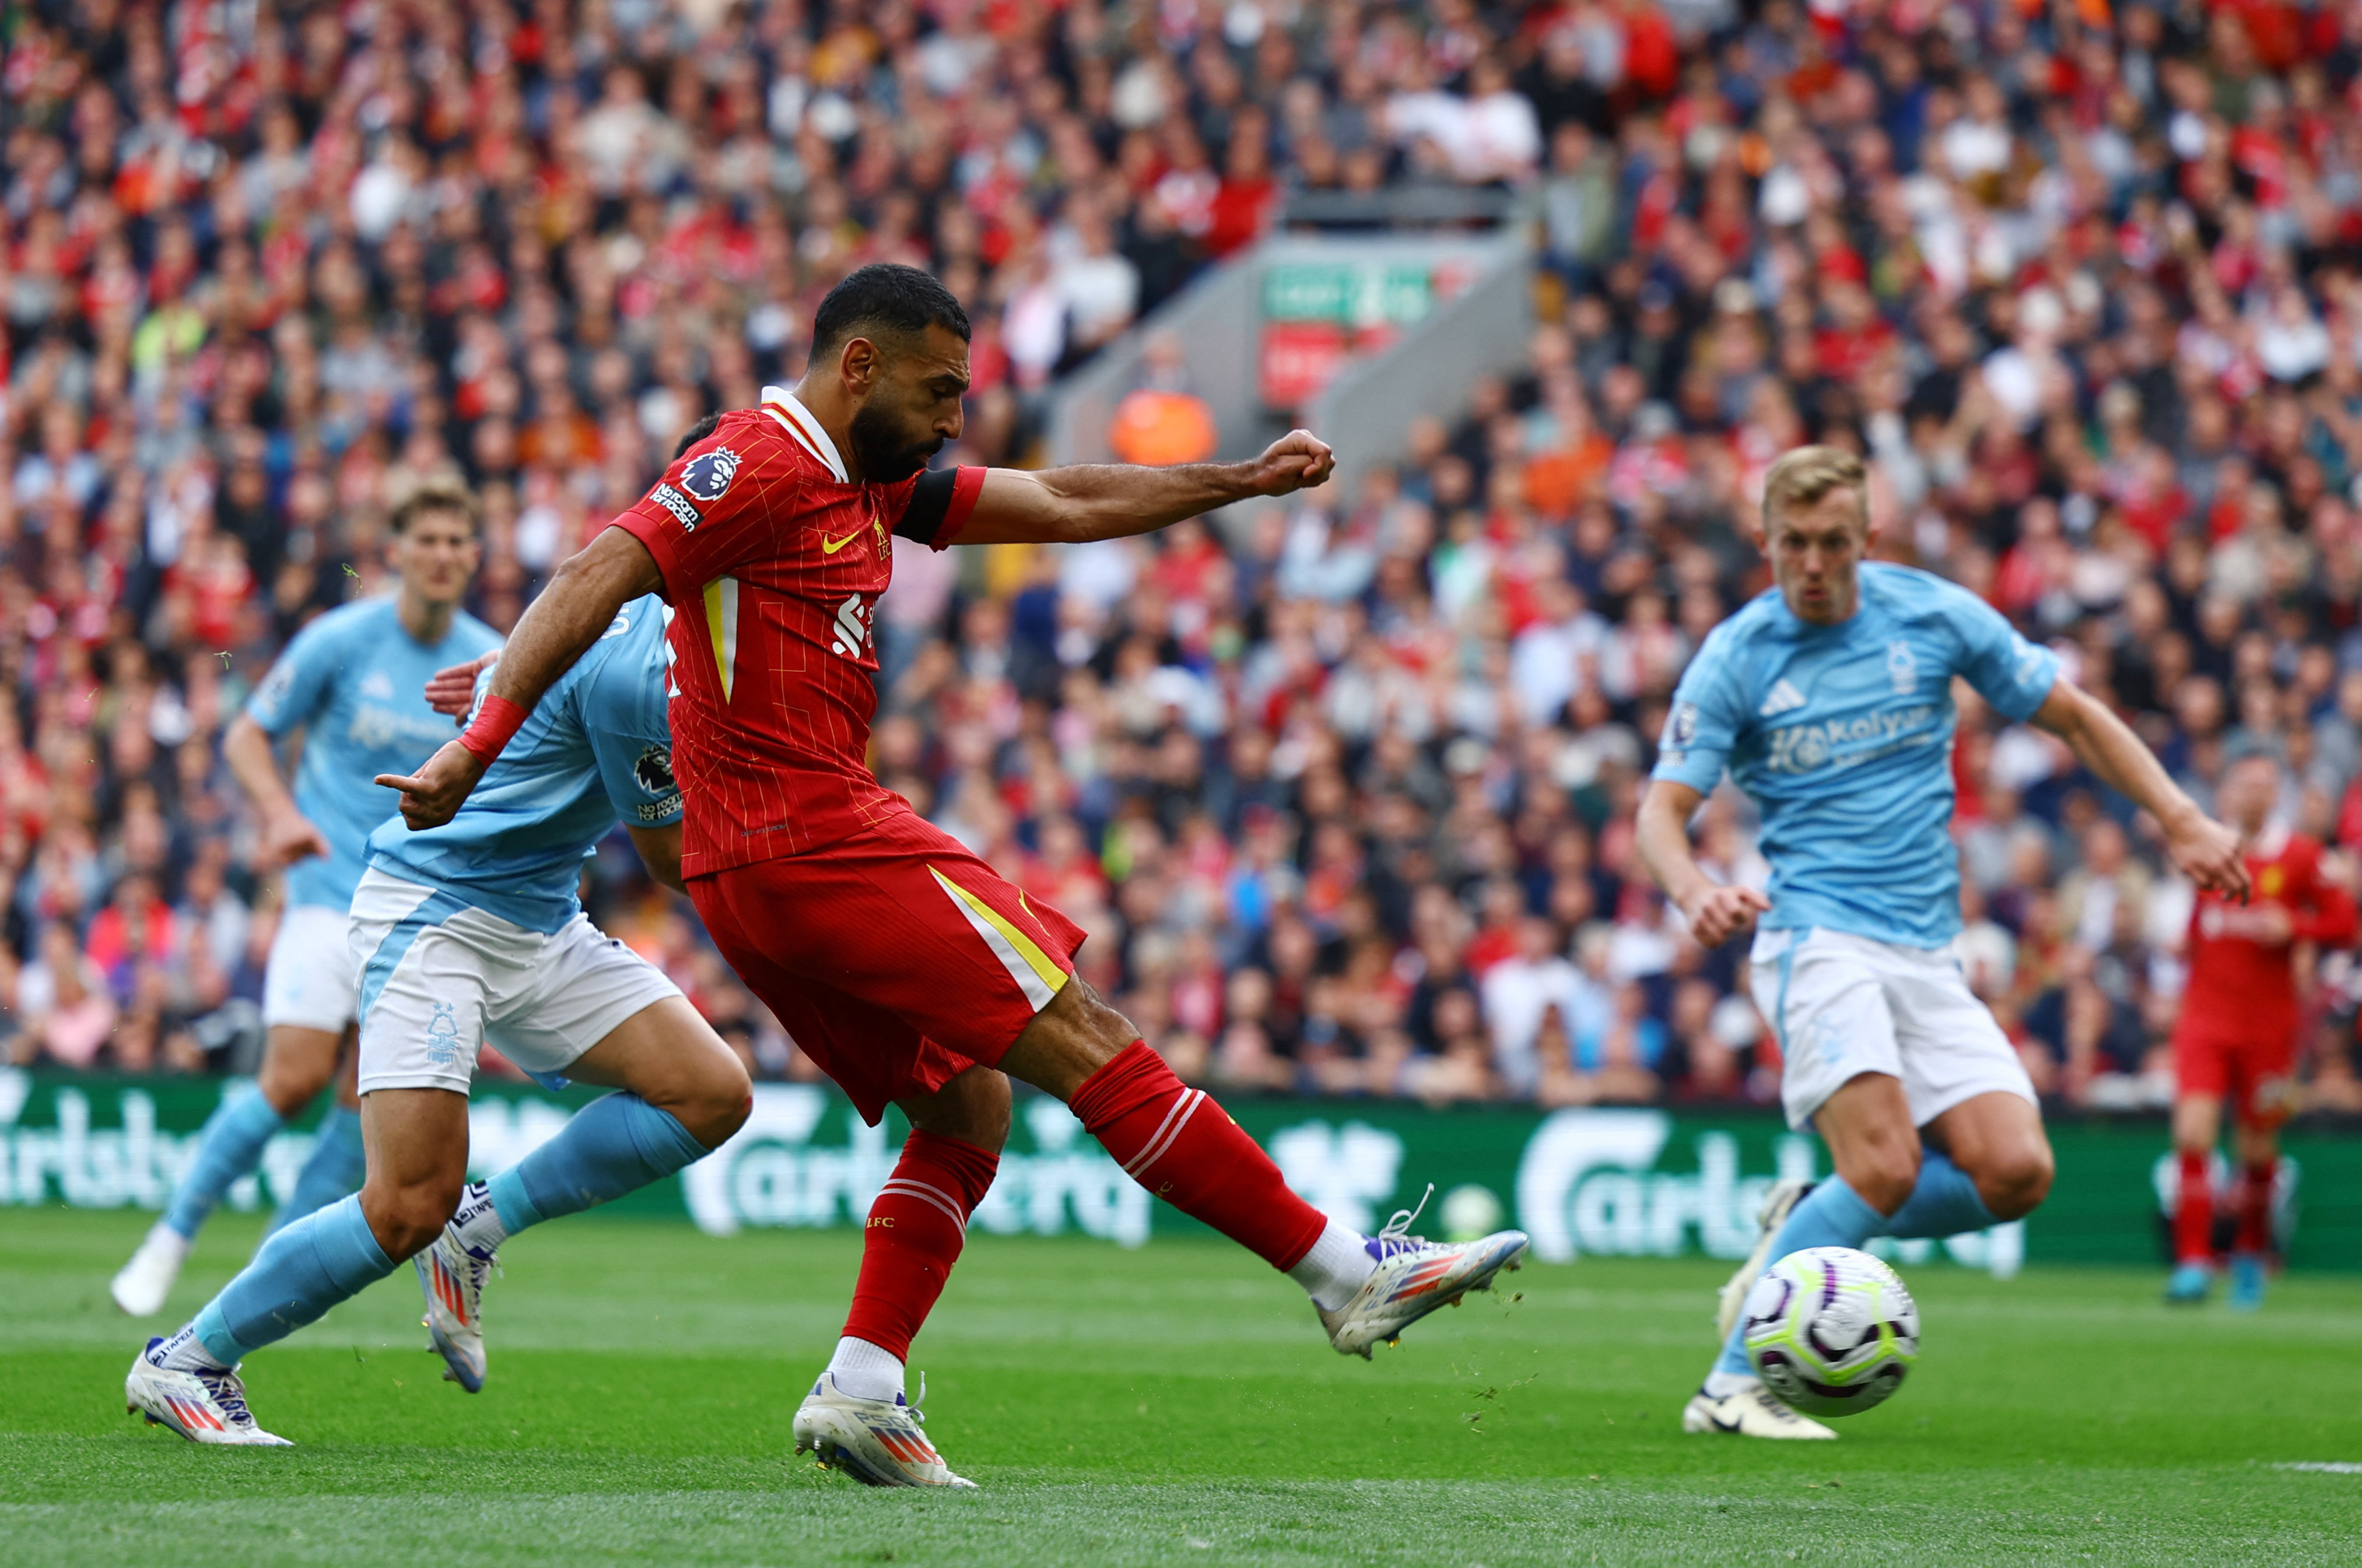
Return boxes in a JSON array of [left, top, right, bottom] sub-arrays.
[[1068, 1041, 1327, 1271], [840, 1129, 1001, 1361], [2234, 1159, 2275, 1256], [2173, 1150, 2213, 1265]]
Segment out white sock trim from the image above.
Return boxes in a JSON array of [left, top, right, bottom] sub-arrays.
[[155, 1325, 229, 1373], [1702, 1369, 1759, 1398], [450, 1182, 509, 1255], [826, 1335, 905, 1402], [1287, 1219, 1376, 1311]]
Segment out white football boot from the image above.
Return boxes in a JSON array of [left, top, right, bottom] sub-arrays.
[[1683, 1381, 1837, 1440], [125, 1339, 293, 1446], [412, 1223, 496, 1392], [793, 1371, 976, 1488], [1317, 1192, 1531, 1359], [1714, 1177, 1813, 1342], [110, 1223, 192, 1318]]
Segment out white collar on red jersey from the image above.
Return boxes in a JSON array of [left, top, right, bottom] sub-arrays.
[[760, 385, 848, 484]]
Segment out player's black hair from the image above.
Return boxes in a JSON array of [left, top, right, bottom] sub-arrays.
[[673, 412, 722, 460], [810, 264, 971, 360]]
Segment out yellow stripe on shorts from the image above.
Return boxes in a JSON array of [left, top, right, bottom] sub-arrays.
[[928, 866, 1068, 1012]]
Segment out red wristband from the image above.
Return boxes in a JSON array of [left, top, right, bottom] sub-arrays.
[[459, 694, 528, 764]]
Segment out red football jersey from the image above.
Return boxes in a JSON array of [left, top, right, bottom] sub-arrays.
[[613, 389, 984, 878], [2179, 828, 2358, 1037]]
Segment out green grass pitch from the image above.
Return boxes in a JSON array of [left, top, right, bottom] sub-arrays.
[[5, 1208, 2361, 1566]]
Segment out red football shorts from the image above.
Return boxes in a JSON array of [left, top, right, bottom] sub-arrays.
[[688, 806, 1085, 1124], [2171, 1018, 2299, 1131]]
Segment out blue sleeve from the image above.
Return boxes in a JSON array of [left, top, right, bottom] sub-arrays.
[[243, 614, 343, 736], [1943, 584, 2060, 722], [584, 632, 683, 828], [1652, 627, 1747, 793]]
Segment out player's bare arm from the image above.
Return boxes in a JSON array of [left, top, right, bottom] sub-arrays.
[[377, 528, 661, 829], [626, 823, 686, 894], [1635, 777, 1771, 947], [791, 295, 1333, 546], [951, 431, 1337, 546], [222, 712, 329, 868], [2029, 678, 2250, 900]]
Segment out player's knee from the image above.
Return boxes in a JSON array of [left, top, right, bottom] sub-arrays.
[[674, 1086, 749, 1152], [1054, 978, 1143, 1065], [1979, 1143, 2054, 1222], [1850, 1160, 1919, 1218], [1842, 1138, 1922, 1216], [360, 1178, 462, 1261], [673, 1061, 755, 1150], [907, 1068, 1012, 1153]]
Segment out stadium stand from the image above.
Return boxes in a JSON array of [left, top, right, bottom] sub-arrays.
[[7, 0, 2362, 1121]]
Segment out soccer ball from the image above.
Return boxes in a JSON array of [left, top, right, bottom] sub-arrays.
[[1740, 1246, 1919, 1418]]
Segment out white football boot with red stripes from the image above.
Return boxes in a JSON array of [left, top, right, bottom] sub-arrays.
[[412, 1223, 495, 1392], [125, 1339, 292, 1446], [1317, 1195, 1531, 1359], [793, 1371, 976, 1488]]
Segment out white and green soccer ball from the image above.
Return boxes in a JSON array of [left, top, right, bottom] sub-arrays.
[[1740, 1246, 1919, 1418]]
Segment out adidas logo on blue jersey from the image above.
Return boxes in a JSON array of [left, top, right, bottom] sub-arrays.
[[1758, 679, 1807, 718]]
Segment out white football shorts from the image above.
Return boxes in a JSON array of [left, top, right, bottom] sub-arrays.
[[1747, 926, 2037, 1132], [263, 903, 361, 1033], [349, 868, 682, 1096]]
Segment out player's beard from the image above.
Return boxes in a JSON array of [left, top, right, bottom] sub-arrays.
[[849, 402, 942, 483]]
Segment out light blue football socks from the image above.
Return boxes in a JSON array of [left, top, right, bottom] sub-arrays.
[[485, 1093, 709, 1235], [1881, 1152, 1998, 1241], [162, 1085, 285, 1239], [159, 1094, 711, 1373], [265, 1106, 367, 1239], [190, 1194, 394, 1364]]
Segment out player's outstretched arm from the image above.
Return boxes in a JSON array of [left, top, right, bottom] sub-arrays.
[[1635, 778, 1771, 948], [949, 429, 1336, 546], [376, 528, 662, 830], [2031, 678, 2251, 900]]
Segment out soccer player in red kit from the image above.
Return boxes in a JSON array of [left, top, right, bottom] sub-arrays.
[[381, 264, 1530, 1487], [2165, 749, 2356, 1309]]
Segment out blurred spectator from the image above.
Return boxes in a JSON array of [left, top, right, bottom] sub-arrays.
[[1109, 335, 1219, 468], [12, 924, 117, 1069]]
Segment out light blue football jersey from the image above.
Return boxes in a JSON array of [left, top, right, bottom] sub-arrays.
[[1652, 562, 2061, 949], [245, 598, 503, 911], [363, 596, 681, 934]]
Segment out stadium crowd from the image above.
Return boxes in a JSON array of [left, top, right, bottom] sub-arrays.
[[8, 0, 2362, 1118]]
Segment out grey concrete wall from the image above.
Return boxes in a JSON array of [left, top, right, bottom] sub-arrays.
[[1308, 234, 1535, 503]]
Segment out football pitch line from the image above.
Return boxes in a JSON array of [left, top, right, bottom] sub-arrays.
[[7, 1209, 2361, 1565]]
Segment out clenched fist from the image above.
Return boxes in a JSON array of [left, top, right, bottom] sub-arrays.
[[1242, 429, 1336, 496]]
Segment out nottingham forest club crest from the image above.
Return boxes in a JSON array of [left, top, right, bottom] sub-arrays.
[[1886, 639, 1918, 695], [679, 447, 741, 503]]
